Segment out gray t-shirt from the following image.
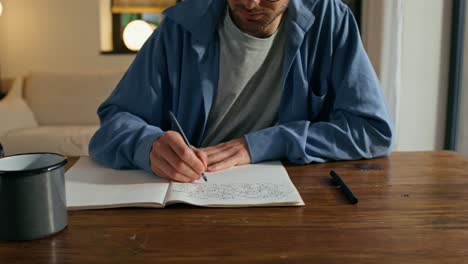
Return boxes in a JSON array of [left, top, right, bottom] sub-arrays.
[[201, 8, 285, 147]]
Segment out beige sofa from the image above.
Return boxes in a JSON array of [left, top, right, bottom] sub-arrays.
[[0, 72, 122, 156]]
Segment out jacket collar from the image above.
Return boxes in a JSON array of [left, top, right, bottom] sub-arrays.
[[164, 0, 319, 45]]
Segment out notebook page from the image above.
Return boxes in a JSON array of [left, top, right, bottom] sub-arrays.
[[165, 161, 304, 207], [66, 157, 170, 210]]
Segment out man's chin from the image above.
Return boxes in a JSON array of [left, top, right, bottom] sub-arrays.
[[238, 22, 267, 35]]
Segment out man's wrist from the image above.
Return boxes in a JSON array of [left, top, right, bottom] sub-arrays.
[[135, 130, 164, 173], [244, 128, 286, 163]]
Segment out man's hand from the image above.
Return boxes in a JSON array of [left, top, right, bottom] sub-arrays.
[[200, 138, 252, 172], [150, 131, 207, 183]]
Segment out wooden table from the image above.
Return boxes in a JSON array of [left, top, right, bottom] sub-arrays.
[[1, 151, 468, 263]]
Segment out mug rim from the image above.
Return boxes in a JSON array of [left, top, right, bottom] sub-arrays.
[[0, 152, 68, 176]]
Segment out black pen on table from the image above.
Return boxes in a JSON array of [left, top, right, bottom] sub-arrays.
[[169, 111, 208, 182], [330, 170, 358, 204]]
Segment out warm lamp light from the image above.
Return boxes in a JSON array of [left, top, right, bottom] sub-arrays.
[[0, 1, 3, 16], [123, 20, 156, 51]]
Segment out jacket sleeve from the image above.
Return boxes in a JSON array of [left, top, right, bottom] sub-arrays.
[[244, 6, 393, 164], [88, 22, 171, 173]]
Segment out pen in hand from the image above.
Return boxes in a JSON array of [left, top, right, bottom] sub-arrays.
[[330, 170, 358, 204], [169, 111, 208, 182]]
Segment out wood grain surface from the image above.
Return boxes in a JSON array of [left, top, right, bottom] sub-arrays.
[[1, 151, 467, 263]]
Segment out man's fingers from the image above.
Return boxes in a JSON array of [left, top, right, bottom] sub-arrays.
[[151, 155, 193, 183], [200, 138, 252, 172], [205, 147, 237, 166], [193, 148, 208, 169], [163, 146, 201, 180], [207, 155, 238, 172], [151, 132, 251, 177], [165, 131, 205, 174], [200, 142, 230, 156], [151, 135, 199, 180]]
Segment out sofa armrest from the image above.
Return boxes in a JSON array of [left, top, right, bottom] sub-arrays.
[[0, 78, 38, 139], [0, 78, 15, 99]]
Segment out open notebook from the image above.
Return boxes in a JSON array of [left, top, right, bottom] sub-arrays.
[[65, 157, 305, 210]]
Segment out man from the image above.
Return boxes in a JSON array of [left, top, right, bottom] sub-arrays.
[[89, 0, 393, 183]]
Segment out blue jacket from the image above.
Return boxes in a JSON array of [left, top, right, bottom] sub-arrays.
[[89, 0, 393, 173]]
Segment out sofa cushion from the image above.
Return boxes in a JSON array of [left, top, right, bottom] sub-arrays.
[[0, 78, 38, 138], [0, 125, 98, 157], [24, 72, 122, 126]]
